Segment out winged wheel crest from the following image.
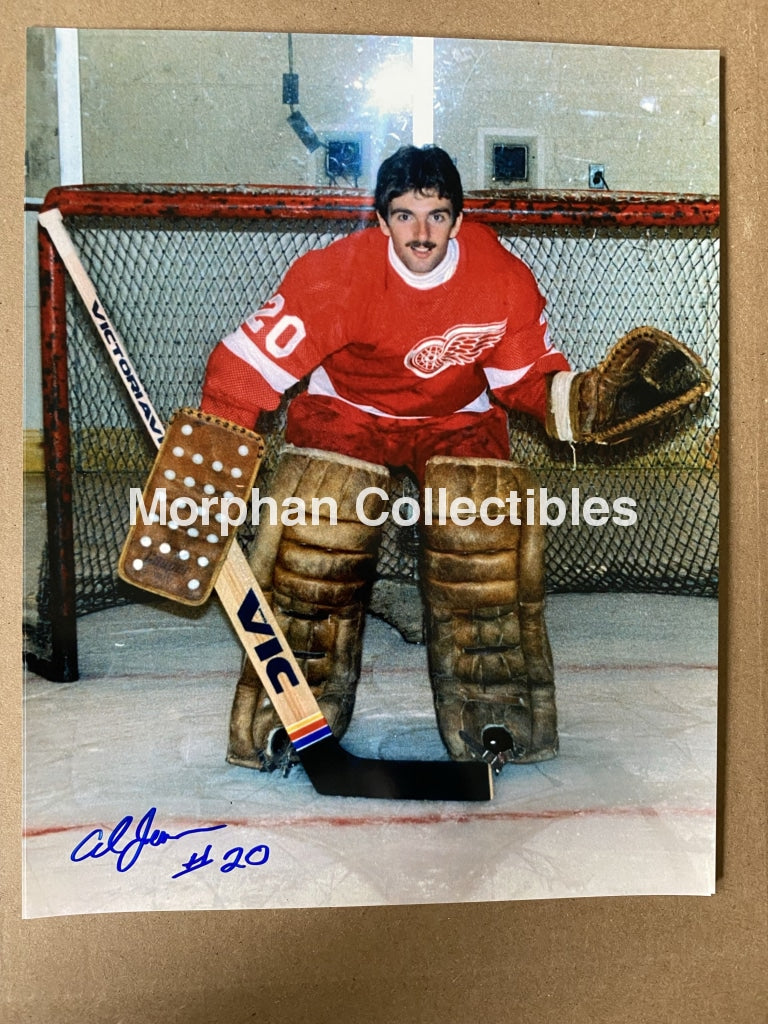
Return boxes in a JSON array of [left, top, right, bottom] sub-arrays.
[[404, 321, 507, 378]]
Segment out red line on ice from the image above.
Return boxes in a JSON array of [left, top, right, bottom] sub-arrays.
[[24, 803, 715, 840]]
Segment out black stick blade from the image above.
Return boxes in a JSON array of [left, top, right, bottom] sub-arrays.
[[297, 737, 493, 801]]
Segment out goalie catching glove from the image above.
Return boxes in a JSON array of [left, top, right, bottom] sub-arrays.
[[546, 325, 712, 445]]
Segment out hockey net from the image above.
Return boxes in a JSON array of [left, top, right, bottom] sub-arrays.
[[29, 185, 719, 680]]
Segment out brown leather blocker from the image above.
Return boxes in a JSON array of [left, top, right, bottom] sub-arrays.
[[118, 408, 265, 605]]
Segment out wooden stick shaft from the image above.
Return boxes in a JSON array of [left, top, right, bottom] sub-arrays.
[[38, 208, 165, 448], [217, 544, 326, 727]]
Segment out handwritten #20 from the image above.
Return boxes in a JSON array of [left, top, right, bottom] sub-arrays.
[[70, 806, 270, 878]]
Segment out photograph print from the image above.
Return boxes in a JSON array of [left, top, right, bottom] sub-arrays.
[[22, 29, 719, 917]]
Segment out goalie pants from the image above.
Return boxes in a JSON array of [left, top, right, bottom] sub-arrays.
[[285, 392, 512, 484]]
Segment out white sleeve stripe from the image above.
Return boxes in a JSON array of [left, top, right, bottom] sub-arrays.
[[221, 328, 299, 393], [541, 315, 552, 348], [483, 362, 535, 389], [484, 334, 567, 390]]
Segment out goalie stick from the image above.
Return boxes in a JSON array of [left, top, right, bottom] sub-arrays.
[[38, 206, 494, 802]]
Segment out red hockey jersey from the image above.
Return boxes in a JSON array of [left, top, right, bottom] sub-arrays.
[[201, 220, 570, 427]]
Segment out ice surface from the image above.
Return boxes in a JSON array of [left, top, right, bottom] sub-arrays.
[[22, 593, 717, 917]]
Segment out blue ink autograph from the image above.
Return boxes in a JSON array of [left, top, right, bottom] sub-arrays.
[[70, 807, 270, 878], [172, 843, 270, 879]]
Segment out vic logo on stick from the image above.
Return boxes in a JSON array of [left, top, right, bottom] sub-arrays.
[[236, 588, 302, 697]]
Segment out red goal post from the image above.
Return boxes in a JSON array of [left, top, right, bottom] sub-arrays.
[[31, 185, 719, 682]]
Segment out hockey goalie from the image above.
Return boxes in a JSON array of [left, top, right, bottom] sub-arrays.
[[199, 144, 711, 774]]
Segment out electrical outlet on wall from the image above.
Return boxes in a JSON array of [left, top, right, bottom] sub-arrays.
[[589, 164, 608, 189]]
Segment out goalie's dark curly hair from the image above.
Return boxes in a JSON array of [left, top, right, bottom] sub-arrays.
[[374, 145, 463, 222]]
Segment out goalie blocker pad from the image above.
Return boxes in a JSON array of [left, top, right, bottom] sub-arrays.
[[119, 408, 265, 605]]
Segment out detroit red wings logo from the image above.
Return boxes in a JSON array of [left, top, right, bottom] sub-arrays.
[[404, 320, 507, 378]]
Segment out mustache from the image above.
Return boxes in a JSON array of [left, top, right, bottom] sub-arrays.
[[406, 240, 437, 251]]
